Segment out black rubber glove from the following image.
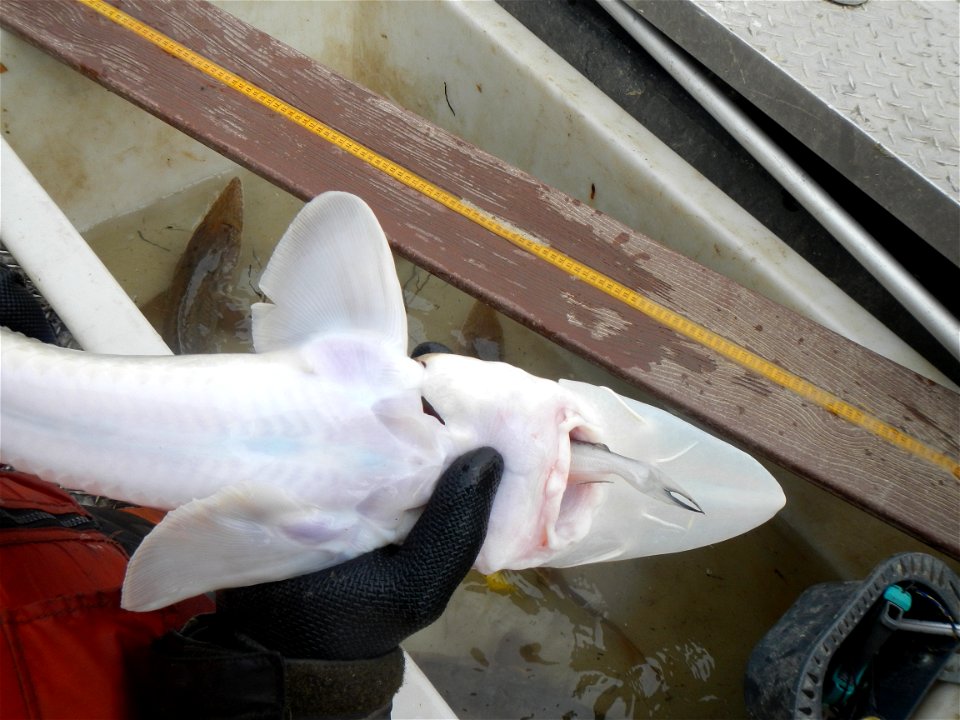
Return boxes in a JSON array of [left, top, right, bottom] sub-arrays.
[[217, 446, 503, 660], [144, 447, 503, 719]]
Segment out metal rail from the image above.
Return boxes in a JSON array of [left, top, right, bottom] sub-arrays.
[[600, 0, 960, 362]]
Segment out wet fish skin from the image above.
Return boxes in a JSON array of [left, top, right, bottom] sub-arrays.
[[0, 328, 440, 507], [0, 324, 452, 609]]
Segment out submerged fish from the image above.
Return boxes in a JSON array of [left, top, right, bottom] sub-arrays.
[[0, 192, 784, 612], [143, 177, 243, 354], [456, 299, 504, 361]]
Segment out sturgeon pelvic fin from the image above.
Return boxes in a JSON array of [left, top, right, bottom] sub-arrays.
[[569, 441, 704, 514], [121, 483, 382, 612]]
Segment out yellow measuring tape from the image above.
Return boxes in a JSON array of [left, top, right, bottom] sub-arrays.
[[77, 0, 959, 478]]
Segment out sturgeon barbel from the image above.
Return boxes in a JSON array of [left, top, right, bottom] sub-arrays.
[[0, 193, 785, 611]]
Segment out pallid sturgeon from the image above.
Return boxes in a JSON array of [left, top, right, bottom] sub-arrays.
[[0, 193, 784, 611]]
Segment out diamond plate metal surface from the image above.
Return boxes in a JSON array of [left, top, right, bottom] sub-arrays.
[[626, 0, 960, 265]]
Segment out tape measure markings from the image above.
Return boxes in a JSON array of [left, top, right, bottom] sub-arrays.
[[75, 0, 960, 478]]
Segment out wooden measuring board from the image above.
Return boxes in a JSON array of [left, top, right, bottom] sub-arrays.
[[2, 0, 958, 556]]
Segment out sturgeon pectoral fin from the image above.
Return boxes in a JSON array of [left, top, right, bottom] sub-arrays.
[[121, 484, 360, 612], [252, 192, 407, 354]]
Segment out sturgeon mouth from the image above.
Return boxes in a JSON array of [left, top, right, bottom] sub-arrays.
[[536, 425, 609, 558]]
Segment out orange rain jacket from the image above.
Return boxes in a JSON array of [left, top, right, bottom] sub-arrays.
[[0, 471, 212, 719]]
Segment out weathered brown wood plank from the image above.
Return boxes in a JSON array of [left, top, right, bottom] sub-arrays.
[[2, 0, 958, 555]]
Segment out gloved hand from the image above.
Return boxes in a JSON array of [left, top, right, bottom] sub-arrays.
[[144, 447, 503, 719], [217, 446, 503, 660]]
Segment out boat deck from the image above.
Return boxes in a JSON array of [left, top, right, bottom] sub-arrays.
[[2, 0, 957, 557], [627, 0, 960, 267]]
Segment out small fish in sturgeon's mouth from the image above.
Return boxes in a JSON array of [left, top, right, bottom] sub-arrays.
[[0, 192, 785, 612], [569, 441, 704, 514]]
